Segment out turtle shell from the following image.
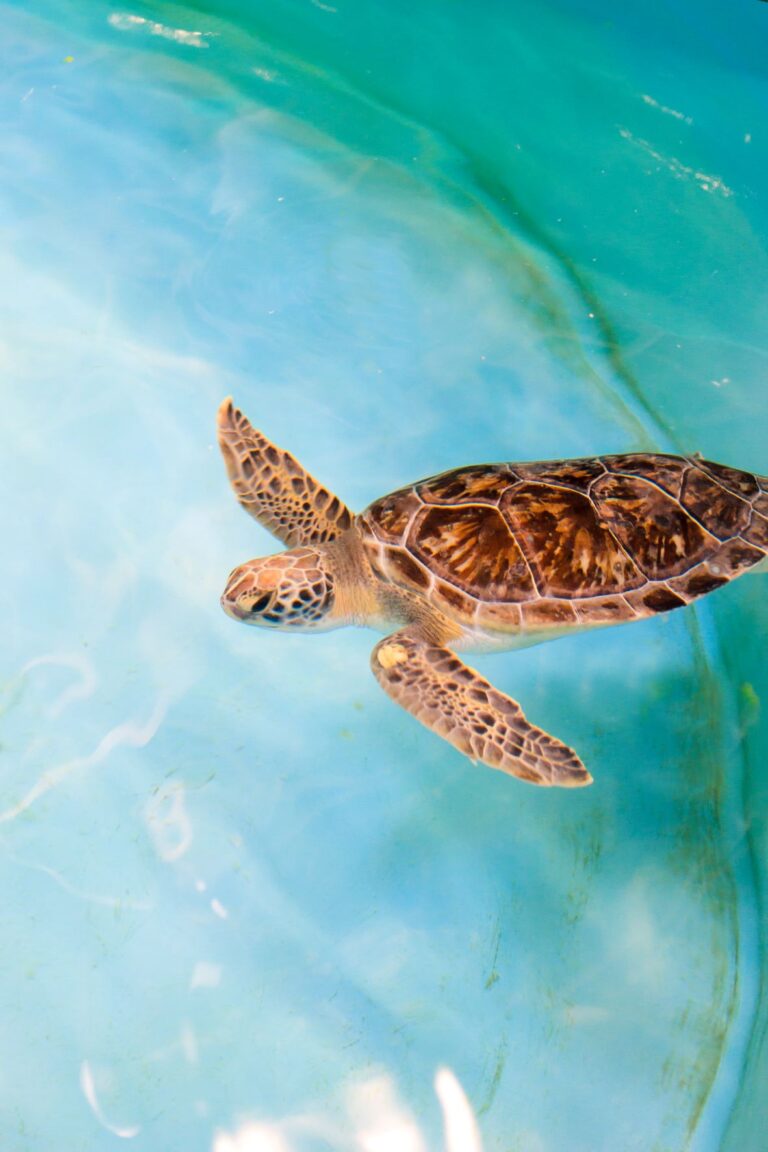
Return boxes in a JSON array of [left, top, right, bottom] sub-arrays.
[[359, 454, 768, 631]]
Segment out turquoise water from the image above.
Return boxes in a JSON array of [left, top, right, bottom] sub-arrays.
[[1, 1, 767, 1149]]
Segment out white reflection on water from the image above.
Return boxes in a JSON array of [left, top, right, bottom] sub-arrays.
[[145, 780, 193, 862], [215, 1126, 292, 1152], [348, 1074, 426, 1152], [80, 1061, 141, 1140], [22, 652, 97, 719], [0, 691, 167, 825], [434, 1069, 482, 1152], [640, 93, 693, 126], [190, 961, 223, 990], [6, 853, 152, 911], [181, 1023, 200, 1065], [108, 12, 210, 49], [617, 127, 734, 197], [213, 1067, 484, 1152]]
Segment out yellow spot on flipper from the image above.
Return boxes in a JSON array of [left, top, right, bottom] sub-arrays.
[[376, 642, 408, 669]]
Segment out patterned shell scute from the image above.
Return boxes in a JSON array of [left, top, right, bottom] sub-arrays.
[[499, 481, 645, 597], [418, 464, 517, 504], [361, 454, 767, 616], [512, 458, 606, 491], [412, 503, 535, 602], [698, 459, 759, 499], [366, 486, 422, 543], [589, 472, 713, 580], [600, 452, 689, 499], [678, 467, 752, 539]]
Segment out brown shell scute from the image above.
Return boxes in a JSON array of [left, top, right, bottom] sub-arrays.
[[679, 467, 752, 539], [745, 514, 768, 550], [520, 600, 579, 626], [591, 473, 714, 579], [418, 464, 515, 504], [501, 482, 644, 598], [640, 586, 686, 612], [384, 548, 431, 590], [365, 488, 421, 543], [514, 459, 605, 490], [412, 504, 535, 601], [602, 453, 689, 499], [698, 459, 759, 499]]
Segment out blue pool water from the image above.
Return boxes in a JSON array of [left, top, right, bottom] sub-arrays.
[[1, 2, 767, 1149]]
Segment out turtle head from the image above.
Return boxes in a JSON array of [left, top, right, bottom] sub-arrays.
[[221, 546, 339, 631]]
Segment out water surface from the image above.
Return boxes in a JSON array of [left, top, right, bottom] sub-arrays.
[[1, 2, 767, 1149]]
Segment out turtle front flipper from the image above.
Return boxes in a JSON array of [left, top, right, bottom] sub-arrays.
[[217, 398, 354, 547], [371, 630, 591, 788]]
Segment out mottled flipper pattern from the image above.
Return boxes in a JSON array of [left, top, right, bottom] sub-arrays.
[[371, 630, 591, 787], [217, 398, 354, 547]]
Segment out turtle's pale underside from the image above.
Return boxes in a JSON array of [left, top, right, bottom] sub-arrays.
[[218, 398, 767, 787]]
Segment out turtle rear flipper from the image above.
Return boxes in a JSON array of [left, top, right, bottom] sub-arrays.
[[371, 629, 591, 788], [217, 398, 353, 547]]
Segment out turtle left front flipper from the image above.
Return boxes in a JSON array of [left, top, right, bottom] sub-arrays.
[[217, 397, 353, 547], [371, 630, 591, 787]]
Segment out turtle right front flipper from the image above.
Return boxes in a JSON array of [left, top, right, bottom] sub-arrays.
[[371, 630, 592, 788], [217, 398, 354, 547]]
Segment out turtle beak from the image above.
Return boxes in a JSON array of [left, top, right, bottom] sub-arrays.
[[221, 568, 251, 621], [221, 563, 279, 623], [221, 590, 247, 621]]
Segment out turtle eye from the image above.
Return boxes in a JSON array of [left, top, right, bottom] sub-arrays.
[[250, 593, 273, 614]]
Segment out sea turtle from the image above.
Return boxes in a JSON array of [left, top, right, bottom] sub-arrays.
[[217, 398, 767, 787]]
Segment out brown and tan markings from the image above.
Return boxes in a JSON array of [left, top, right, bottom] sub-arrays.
[[370, 632, 590, 787], [513, 458, 607, 490], [365, 487, 421, 543], [699, 458, 760, 498], [418, 464, 518, 504], [500, 482, 644, 598], [678, 467, 752, 539], [412, 504, 536, 602], [684, 459, 768, 550], [219, 399, 767, 790], [589, 473, 713, 581], [363, 453, 768, 621], [600, 452, 689, 499], [217, 398, 353, 547]]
